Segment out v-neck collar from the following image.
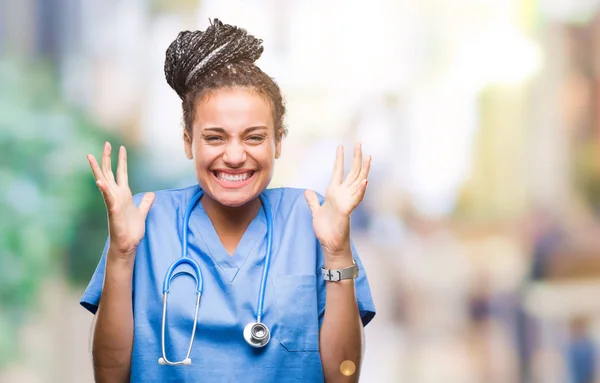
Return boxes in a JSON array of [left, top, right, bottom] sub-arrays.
[[188, 199, 267, 282]]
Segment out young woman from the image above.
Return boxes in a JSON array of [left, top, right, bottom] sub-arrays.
[[81, 19, 375, 382]]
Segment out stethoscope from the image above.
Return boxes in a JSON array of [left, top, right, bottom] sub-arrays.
[[158, 188, 274, 366]]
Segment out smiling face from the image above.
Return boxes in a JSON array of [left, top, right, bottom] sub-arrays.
[[184, 87, 282, 207]]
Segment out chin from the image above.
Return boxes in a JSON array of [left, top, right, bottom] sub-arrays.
[[204, 185, 260, 208]]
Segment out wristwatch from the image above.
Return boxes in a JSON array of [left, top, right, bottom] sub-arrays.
[[321, 259, 359, 282]]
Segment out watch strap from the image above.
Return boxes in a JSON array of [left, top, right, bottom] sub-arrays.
[[321, 260, 359, 282]]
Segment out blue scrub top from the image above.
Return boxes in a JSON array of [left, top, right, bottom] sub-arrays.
[[81, 185, 376, 382]]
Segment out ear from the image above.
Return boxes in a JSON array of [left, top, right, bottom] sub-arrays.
[[183, 130, 193, 159], [274, 128, 283, 159], [275, 138, 282, 159]]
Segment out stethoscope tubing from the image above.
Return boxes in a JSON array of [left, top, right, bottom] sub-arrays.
[[159, 189, 273, 365]]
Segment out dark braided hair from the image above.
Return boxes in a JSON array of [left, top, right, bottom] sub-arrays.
[[164, 19, 287, 140]]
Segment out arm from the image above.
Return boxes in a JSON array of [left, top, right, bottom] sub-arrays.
[[92, 248, 135, 383], [319, 249, 364, 383], [86, 143, 155, 383], [304, 143, 372, 382]]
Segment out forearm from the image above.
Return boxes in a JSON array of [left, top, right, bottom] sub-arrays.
[[319, 248, 363, 383], [92, 248, 135, 383]]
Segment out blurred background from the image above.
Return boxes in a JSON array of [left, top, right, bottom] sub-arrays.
[[2, 0, 600, 382]]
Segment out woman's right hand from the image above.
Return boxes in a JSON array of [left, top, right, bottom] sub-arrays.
[[87, 142, 155, 259]]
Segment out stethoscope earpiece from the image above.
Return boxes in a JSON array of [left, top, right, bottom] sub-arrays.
[[243, 322, 271, 348]]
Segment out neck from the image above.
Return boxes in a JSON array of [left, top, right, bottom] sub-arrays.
[[201, 194, 261, 235]]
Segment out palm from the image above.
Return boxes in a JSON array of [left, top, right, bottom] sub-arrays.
[[305, 144, 371, 253], [87, 142, 155, 256], [106, 186, 147, 254]]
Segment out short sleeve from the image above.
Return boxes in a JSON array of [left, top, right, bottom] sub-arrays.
[[79, 194, 144, 315], [316, 240, 376, 328], [80, 237, 109, 315]]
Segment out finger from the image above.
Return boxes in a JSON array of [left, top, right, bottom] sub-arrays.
[[88, 154, 115, 207], [95, 179, 115, 208], [304, 190, 321, 215], [329, 145, 344, 186], [351, 154, 371, 188], [345, 143, 362, 184], [352, 179, 369, 203], [101, 142, 116, 185], [116, 146, 129, 187], [138, 192, 156, 219], [87, 154, 105, 183], [358, 154, 371, 181], [360, 179, 369, 200]]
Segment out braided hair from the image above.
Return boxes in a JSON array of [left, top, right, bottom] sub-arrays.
[[164, 19, 287, 140]]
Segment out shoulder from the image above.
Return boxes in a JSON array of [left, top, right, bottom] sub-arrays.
[[132, 185, 322, 218], [264, 187, 325, 202], [133, 184, 200, 212], [263, 187, 323, 219]]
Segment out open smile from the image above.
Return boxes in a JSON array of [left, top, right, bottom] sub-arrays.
[[211, 170, 256, 189]]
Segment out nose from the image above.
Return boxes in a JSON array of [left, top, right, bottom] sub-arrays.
[[222, 141, 247, 167]]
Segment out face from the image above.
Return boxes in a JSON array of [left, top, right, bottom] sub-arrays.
[[184, 87, 281, 207]]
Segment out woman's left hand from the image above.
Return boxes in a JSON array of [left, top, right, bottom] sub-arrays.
[[305, 143, 371, 257]]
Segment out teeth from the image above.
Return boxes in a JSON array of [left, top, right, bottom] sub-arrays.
[[216, 172, 252, 182]]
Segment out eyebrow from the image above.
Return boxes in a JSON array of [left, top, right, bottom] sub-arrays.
[[202, 126, 269, 134]]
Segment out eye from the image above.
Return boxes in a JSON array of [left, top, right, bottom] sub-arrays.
[[203, 135, 225, 143], [247, 135, 266, 144]]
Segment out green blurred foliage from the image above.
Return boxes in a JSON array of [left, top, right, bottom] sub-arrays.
[[0, 57, 148, 368]]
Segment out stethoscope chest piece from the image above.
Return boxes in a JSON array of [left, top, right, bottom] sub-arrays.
[[158, 190, 275, 365], [243, 322, 270, 348]]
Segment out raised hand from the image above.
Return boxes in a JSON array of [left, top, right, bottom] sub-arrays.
[[87, 142, 155, 258], [305, 143, 371, 255]]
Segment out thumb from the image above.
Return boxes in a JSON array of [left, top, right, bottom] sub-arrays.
[[304, 190, 321, 215], [138, 192, 156, 219]]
